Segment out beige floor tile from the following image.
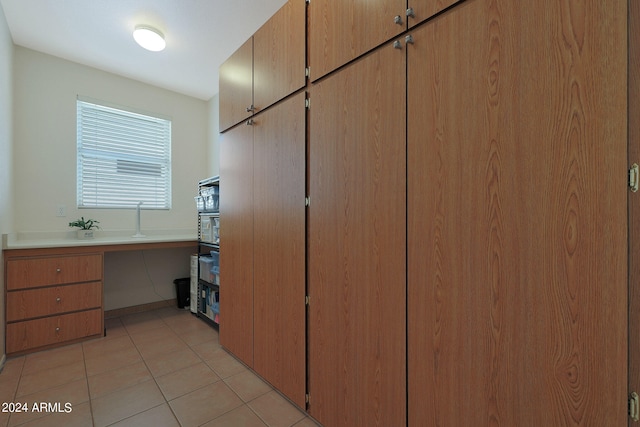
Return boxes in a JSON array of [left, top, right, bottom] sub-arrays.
[[224, 370, 272, 402], [144, 347, 201, 378], [169, 381, 243, 427], [190, 340, 223, 361], [84, 345, 142, 377], [155, 362, 220, 401], [201, 405, 268, 427], [8, 379, 89, 427], [179, 326, 219, 347], [16, 361, 86, 397], [128, 325, 177, 345], [109, 403, 180, 427], [21, 344, 84, 376], [204, 348, 247, 379], [91, 379, 165, 427], [14, 401, 92, 427], [292, 417, 321, 427], [120, 311, 165, 335], [1, 356, 25, 379], [133, 333, 190, 360], [82, 334, 136, 360], [248, 391, 306, 427], [104, 317, 129, 339], [88, 360, 152, 398]]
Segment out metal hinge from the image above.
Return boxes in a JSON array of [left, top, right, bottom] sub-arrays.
[[305, 67, 310, 77], [305, 98, 310, 109], [630, 163, 639, 192], [305, 295, 310, 306], [305, 196, 310, 206], [306, 393, 310, 404], [630, 392, 639, 422]]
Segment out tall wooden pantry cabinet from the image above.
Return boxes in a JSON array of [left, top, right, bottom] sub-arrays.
[[220, 0, 635, 425], [406, 0, 627, 425], [219, 0, 307, 409]]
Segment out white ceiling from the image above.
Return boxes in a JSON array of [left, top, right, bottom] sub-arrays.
[[0, 0, 288, 100]]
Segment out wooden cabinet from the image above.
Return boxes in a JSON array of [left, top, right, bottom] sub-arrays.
[[219, 121, 255, 367], [307, 42, 406, 427], [253, 92, 306, 408], [254, 0, 306, 113], [406, 0, 462, 28], [220, 93, 307, 406], [308, 0, 405, 81], [5, 253, 104, 355], [219, 0, 306, 132], [407, 0, 628, 425], [219, 38, 254, 132]]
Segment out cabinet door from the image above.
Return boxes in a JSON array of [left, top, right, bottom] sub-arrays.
[[406, 0, 463, 28], [308, 42, 406, 427], [253, 92, 306, 408], [219, 38, 253, 132], [253, 0, 306, 112], [407, 0, 627, 425], [219, 121, 254, 367], [308, 0, 405, 81]]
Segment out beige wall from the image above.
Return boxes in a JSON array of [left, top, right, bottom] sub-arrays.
[[13, 46, 209, 232], [11, 47, 212, 310], [0, 3, 14, 363]]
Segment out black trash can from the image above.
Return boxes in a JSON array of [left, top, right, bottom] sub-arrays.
[[173, 278, 190, 309]]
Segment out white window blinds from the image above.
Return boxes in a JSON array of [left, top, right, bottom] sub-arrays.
[[77, 98, 172, 209]]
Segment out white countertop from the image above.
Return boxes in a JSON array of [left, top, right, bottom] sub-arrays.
[[3, 229, 197, 250]]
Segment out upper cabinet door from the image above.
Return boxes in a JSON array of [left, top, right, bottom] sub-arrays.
[[308, 0, 405, 81], [253, 0, 306, 113], [406, 0, 462, 28], [219, 38, 253, 132]]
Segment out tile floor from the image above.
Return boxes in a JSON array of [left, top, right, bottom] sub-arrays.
[[0, 307, 320, 427]]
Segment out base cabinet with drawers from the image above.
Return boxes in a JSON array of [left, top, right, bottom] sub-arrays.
[[4, 252, 104, 355]]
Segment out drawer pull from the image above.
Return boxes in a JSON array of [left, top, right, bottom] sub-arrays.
[[56, 268, 61, 273], [56, 297, 61, 303], [55, 327, 60, 332]]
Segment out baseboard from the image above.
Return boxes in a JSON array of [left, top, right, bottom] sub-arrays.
[[104, 299, 178, 319]]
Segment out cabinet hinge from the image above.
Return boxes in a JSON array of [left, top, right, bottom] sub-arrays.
[[630, 392, 639, 422], [305, 67, 310, 77], [305, 98, 310, 109], [305, 393, 310, 404], [306, 0, 310, 4], [630, 163, 639, 192], [305, 196, 310, 206], [305, 295, 310, 306]]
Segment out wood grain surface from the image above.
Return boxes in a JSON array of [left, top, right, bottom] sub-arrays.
[[407, 0, 627, 425]]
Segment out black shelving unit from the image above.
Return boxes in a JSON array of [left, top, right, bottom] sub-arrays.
[[196, 176, 220, 327]]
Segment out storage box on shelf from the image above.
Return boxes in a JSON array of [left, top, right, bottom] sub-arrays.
[[197, 176, 220, 327]]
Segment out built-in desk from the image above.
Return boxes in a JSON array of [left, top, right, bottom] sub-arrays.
[[3, 232, 197, 355]]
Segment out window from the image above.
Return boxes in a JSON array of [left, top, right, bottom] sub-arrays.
[[76, 97, 171, 209]]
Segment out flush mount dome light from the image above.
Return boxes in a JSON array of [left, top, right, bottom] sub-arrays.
[[133, 25, 166, 51]]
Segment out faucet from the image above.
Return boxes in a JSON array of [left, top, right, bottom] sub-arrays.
[[132, 201, 146, 238]]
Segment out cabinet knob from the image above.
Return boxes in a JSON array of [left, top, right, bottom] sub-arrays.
[[56, 297, 61, 303], [393, 40, 402, 50], [55, 327, 60, 332], [246, 104, 255, 113], [406, 7, 415, 18], [56, 268, 61, 273], [246, 119, 254, 126], [394, 15, 403, 25], [405, 35, 414, 45]]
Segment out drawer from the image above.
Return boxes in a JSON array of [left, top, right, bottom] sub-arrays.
[[6, 254, 102, 290], [6, 308, 103, 354], [6, 281, 102, 322]]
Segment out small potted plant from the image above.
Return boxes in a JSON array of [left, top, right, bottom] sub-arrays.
[[69, 217, 100, 239]]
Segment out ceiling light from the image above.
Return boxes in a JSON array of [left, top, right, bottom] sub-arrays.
[[133, 26, 166, 52]]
